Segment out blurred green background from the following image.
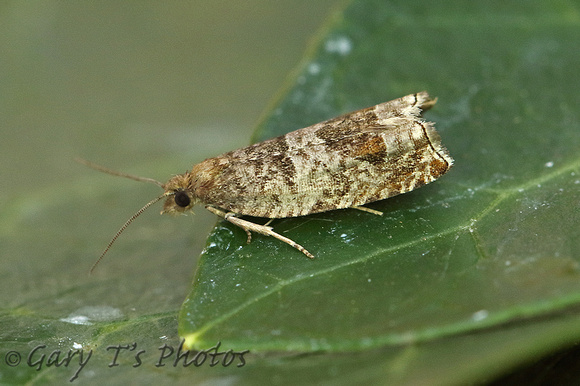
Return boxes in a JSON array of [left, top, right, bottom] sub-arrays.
[[0, 6, 345, 382], [0, 1, 341, 300]]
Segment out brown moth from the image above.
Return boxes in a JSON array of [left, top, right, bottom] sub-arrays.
[[83, 91, 453, 272]]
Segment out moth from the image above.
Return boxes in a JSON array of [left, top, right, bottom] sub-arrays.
[[83, 91, 453, 271]]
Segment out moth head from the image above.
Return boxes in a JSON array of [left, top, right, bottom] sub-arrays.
[[161, 188, 199, 214], [161, 173, 199, 215]]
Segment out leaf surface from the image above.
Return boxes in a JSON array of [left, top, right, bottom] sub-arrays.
[[179, 0, 580, 383]]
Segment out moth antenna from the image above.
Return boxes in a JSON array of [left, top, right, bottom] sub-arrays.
[[76, 158, 164, 187], [89, 192, 174, 275]]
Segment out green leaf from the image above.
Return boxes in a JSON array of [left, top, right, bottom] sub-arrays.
[[179, 0, 580, 383]]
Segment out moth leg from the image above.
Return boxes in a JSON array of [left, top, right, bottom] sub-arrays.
[[247, 218, 274, 244], [205, 205, 314, 259], [352, 206, 383, 216], [217, 212, 253, 243], [228, 214, 252, 243]]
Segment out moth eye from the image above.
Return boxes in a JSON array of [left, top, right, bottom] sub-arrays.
[[174, 190, 191, 208]]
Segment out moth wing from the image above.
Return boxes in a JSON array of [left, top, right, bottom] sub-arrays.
[[195, 92, 452, 218]]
